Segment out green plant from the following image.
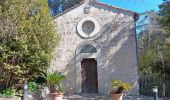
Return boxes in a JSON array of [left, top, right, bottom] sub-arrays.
[[28, 82, 38, 92], [0, 0, 59, 91], [0, 88, 16, 97], [43, 71, 65, 93], [111, 80, 132, 94], [58, 84, 64, 94]]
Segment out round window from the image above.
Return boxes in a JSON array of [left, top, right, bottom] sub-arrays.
[[77, 17, 100, 38], [82, 21, 95, 34]]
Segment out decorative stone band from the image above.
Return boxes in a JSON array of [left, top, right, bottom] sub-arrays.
[[77, 16, 100, 39]]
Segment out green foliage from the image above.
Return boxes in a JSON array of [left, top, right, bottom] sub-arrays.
[[138, 12, 168, 75], [159, 0, 170, 75], [138, 0, 170, 96], [58, 84, 64, 93], [48, 0, 83, 15], [139, 73, 170, 96], [62, 0, 83, 11], [111, 80, 132, 94], [0, 0, 59, 91], [164, 37, 170, 74], [159, 0, 170, 34], [139, 50, 156, 73], [43, 71, 65, 93], [28, 82, 38, 92], [0, 88, 16, 97]]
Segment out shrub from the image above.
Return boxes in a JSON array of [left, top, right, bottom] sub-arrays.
[[0, 88, 16, 97], [28, 82, 38, 92]]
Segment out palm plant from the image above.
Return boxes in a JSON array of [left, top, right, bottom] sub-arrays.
[[111, 80, 132, 94], [43, 71, 65, 93]]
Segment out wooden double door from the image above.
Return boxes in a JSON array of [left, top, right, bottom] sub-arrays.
[[81, 58, 98, 93]]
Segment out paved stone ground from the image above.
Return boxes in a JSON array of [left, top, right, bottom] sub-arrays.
[[63, 94, 170, 100], [1, 94, 169, 100], [124, 95, 170, 100], [63, 94, 110, 100], [2, 93, 168, 100]]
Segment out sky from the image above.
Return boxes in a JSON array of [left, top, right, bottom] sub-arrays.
[[98, 0, 163, 13]]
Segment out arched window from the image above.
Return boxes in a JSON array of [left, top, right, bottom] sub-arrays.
[[80, 44, 97, 53]]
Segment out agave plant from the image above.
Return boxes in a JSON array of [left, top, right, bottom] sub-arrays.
[[111, 80, 132, 94], [43, 71, 65, 93]]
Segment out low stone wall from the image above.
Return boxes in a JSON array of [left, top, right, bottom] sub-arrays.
[[0, 96, 21, 100]]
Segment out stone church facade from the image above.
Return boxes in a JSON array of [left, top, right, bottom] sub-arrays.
[[52, 0, 139, 94]]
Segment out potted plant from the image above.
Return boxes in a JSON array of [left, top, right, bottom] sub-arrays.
[[43, 71, 65, 100], [111, 80, 132, 100]]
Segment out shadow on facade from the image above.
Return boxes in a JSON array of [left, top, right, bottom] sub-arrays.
[[62, 17, 137, 95]]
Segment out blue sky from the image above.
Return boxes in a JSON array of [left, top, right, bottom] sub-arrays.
[[98, 0, 163, 13]]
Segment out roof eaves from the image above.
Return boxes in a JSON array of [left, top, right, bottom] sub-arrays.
[[91, 0, 138, 14]]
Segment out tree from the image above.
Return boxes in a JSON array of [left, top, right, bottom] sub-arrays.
[[159, 0, 170, 34], [137, 11, 166, 73], [48, 0, 82, 16], [164, 37, 170, 74], [158, 0, 170, 74], [137, 1, 170, 96], [0, 0, 59, 90], [62, 0, 82, 11]]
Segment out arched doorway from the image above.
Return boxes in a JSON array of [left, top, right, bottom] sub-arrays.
[[81, 58, 98, 93], [75, 42, 101, 93]]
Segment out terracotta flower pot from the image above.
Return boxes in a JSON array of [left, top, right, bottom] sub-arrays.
[[111, 93, 123, 100], [50, 92, 63, 100]]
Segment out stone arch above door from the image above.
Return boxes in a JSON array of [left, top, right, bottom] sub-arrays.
[[80, 44, 97, 53], [76, 41, 100, 55]]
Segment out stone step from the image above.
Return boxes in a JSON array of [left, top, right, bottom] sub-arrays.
[[63, 94, 111, 100]]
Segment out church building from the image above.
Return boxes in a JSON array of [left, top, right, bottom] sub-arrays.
[[52, 0, 139, 94]]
